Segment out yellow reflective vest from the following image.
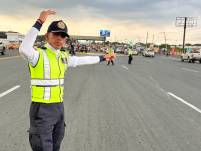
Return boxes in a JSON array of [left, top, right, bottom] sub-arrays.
[[108, 48, 114, 55], [128, 49, 133, 55], [29, 47, 69, 103]]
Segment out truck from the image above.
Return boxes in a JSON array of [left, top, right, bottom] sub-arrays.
[[181, 49, 201, 63]]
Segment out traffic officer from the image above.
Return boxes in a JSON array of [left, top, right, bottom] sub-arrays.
[[128, 47, 133, 64], [19, 10, 111, 151], [107, 45, 115, 65]]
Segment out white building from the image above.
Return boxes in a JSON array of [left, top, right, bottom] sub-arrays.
[[0, 31, 25, 45]]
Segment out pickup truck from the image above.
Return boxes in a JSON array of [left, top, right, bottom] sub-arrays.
[[181, 49, 201, 63], [0, 42, 6, 55]]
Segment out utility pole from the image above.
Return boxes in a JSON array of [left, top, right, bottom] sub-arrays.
[[145, 32, 148, 50], [176, 17, 197, 53], [182, 17, 187, 53]]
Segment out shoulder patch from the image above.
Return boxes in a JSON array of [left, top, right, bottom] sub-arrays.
[[60, 49, 66, 52], [40, 46, 47, 50]]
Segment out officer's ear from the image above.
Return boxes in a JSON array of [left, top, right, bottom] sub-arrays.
[[45, 33, 49, 41]]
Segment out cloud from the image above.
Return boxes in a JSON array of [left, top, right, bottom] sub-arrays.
[[1, 0, 201, 22], [1, 0, 201, 43]]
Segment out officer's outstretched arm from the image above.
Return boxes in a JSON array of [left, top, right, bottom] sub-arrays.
[[68, 55, 109, 67], [19, 10, 55, 66]]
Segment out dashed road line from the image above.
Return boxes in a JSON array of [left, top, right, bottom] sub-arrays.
[[168, 92, 201, 114], [149, 76, 201, 114], [181, 68, 199, 73], [121, 65, 129, 70], [0, 85, 21, 98], [149, 76, 167, 94]]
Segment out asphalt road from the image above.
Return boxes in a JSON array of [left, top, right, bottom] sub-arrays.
[[0, 53, 201, 151]]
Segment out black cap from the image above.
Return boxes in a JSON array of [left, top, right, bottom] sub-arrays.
[[47, 20, 70, 38]]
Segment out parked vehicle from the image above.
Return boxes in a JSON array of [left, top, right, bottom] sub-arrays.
[[7, 42, 19, 49], [143, 50, 155, 57], [133, 50, 138, 55], [181, 49, 201, 63]]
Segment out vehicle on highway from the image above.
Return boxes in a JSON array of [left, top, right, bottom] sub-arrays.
[[133, 50, 138, 55], [115, 47, 123, 53], [0, 42, 6, 55], [79, 44, 88, 53], [181, 49, 201, 63], [142, 50, 155, 57], [7, 42, 20, 50]]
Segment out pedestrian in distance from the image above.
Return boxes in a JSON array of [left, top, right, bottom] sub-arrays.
[[128, 47, 133, 64], [107, 45, 115, 65]]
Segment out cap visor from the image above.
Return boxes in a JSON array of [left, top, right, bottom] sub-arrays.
[[51, 31, 70, 38]]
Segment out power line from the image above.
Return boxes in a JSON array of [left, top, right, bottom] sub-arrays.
[[175, 17, 198, 52]]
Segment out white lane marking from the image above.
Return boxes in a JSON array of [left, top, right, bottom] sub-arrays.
[[122, 65, 129, 70], [181, 68, 199, 73], [0, 85, 21, 98], [168, 92, 201, 114], [143, 76, 201, 114], [149, 76, 167, 94]]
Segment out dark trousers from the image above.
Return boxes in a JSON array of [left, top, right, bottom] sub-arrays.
[[107, 60, 114, 65], [29, 102, 65, 151], [128, 55, 133, 64]]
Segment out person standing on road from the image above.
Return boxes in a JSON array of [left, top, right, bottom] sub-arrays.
[[19, 9, 111, 151], [128, 47, 133, 64], [107, 45, 115, 65]]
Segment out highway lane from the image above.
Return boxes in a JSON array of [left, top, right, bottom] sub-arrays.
[[0, 54, 201, 151]]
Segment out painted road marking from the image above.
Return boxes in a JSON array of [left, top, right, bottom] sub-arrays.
[[168, 92, 201, 114], [181, 68, 199, 73], [122, 65, 129, 70], [149, 76, 167, 94], [0, 85, 21, 98], [148, 76, 201, 114]]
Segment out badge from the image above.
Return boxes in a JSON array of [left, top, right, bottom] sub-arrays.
[[57, 21, 65, 29]]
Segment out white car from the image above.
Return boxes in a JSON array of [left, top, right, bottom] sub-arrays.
[[133, 50, 138, 55], [115, 47, 123, 53], [143, 50, 155, 57], [181, 49, 201, 63]]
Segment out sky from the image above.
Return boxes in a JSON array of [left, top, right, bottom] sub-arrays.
[[1, 0, 201, 44]]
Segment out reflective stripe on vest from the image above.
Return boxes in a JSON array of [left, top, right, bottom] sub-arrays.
[[108, 48, 114, 55], [31, 79, 64, 87], [128, 50, 132, 55], [42, 49, 51, 100]]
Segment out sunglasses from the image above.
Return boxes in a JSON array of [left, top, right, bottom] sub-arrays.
[[52, 32, 67, 38]]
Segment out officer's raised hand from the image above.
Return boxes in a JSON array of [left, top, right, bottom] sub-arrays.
[[38, 9, 56, 24]]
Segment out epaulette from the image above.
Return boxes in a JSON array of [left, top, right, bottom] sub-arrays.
[[40, 46, 47, 50], [60, 49, 66, 52]]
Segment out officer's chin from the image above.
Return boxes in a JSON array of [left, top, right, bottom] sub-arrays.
[[53, 44, 63, 50]]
